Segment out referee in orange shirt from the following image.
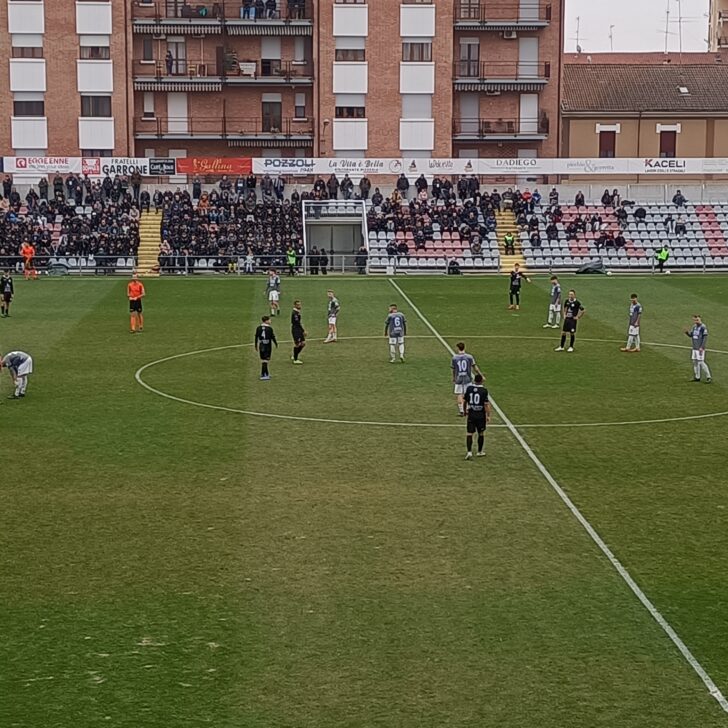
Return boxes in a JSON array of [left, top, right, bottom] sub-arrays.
[[127, 272, 146, 333]]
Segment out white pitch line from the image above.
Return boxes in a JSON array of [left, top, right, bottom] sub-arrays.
[[388, 277, 728, 714]]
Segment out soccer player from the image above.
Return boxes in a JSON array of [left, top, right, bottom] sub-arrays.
[[266, 269, 281, 317], [1, 350, 33, 399], [324, 290, 340, 343], [291, 299, 306, 364], [20, 242, 37, 280], [543, 275, 562, 328], [1, 270, 14, 317], [254, 315, 278, 380], [384, 304, 407, 363], [555, 290, 584, 352], [684, 315, 712, 383], [620, 293, 642, 352], [464, 373, 491, 460], [507, 263, 530, 310], [452, 342, 481, 416], [127, 272, 146, 333]]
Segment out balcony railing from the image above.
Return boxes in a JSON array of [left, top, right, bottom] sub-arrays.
[[133, 59, 312, 82], [453, 60, 550, 80], [455, 1, 551, 24], [135, 116, 314, 139], [132, 0, 311, 21], [452, 117, 550, 138]]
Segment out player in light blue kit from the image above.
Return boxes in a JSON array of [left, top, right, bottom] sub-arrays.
[[621, 293, 642, 352], [543, 275, 562, 329], [1, 350, 33, 399], [685, 315, 712, 383], [452, 341, 481, 416], [384, 304, 407, 363]]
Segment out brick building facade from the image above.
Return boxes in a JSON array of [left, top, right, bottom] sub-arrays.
[[0, 0, 564, 162]]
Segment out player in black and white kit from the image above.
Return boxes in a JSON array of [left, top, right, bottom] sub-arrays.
[[254, 315, 278, 380], [555, 289, 585, 352], [1, 270, 14, 317], [464, 373, 491, 460], [507, 263, 530, 310], [291, 299, 306, 364]]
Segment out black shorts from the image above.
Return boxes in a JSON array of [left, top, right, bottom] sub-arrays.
[[562, 318, 577, 333], [292, 329, 305, 345], [259, 345, 272, 361], [2, 292, 11, 303], [129, 299, 143, 313], [467, 415, 486, 434]]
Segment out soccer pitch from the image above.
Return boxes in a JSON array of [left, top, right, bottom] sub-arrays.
[[2, 274, 728, 727]]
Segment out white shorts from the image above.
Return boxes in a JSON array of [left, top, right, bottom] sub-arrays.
[[328, 316, 337, 326], [454, 383, 467, 395], [549, 304, 560, 313], [388, 336, 404, 345], [691, 350, 705, 362], [17, 357, 33, 376], [628, 325, 640, 336], [268, 291, 279, 303]]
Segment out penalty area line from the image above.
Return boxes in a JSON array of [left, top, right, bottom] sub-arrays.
[[388, 277, 728, 714]]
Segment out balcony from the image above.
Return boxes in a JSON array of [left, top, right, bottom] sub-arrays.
[[132, 0, 312, 35], [452, 116, 549, 141], [454, 1, 551, 30], [132, 59, 312, 91], [453, 61, 550, 91], [134, 115, 314, 146]]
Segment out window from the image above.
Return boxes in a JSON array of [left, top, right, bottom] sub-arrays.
[[262, 101, 282, 133], [81, 149, 113, 157], [80, 46, 110, 60], [13, 100, 45, 116], [402, 42, 432, 62], [599, 131, 616, 159], [660, 130, 677, 158], [143, 92, 155, 119], [401, 94, 432, 119], [81, 95, 112, 117], [142, 38, 154, 62], [335, 48, 365, 62], [11, 46, 43, 58], [294, 92, 306, 119], [335, 106, 366, 119]]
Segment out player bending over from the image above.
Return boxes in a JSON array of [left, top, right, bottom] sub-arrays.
[[254, 315, 278, 380], [1, 350, 33, 399], [555, 290, 584, 353], [543, 275, 561, 328], [266, 269, 281, 317], [1, 270, 14, 317], [291, 299, 306, 364], [464, 373, 491, 460], [384, 304, 407, 363], [620, 294, 642, 352], [324, 290, 340, 343], [685, 315, 712, 383], [452, 342, 481, 416], [127, 272, 146, 333]]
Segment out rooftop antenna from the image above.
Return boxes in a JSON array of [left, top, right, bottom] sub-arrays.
[[609, 24, 615, 52], [663, 0, 671, 54], [575, 15, 582, 53]]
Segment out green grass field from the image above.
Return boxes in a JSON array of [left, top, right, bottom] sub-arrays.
[[2, 273, 728, 727]]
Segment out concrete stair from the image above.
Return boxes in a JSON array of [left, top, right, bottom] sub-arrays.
[[495, 209, 526, 271], [137, 209, 162, 277]]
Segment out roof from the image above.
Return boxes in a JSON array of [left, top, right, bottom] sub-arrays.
[[561, 64, 728, 114]]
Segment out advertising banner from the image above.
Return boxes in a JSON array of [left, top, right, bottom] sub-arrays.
[[252, 157, 316, 175], [551, 158, 627, 175], [176, 157, 252, 175], [3, 156, 81, 174], [149, 158, 177, 176], [633, 158, 693, 175], [478, 158, 555, 175], [82, 157, 151, 177]]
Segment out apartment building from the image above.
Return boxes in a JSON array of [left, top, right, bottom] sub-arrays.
[[0, 0, 131, 158], [0, 0, 564, 162]]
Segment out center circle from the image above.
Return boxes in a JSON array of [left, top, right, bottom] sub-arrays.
[[134, 336, 728, 429]]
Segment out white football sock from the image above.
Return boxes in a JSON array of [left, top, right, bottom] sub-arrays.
[[389, 344, 396, 359], [555, 312, 561, 325], [398, 344, 405, 357], [700, 361, 712, 379], [627, 335, 635, 349], [634, 334, 641, 348], [694, 363, 701, 379], [547, 310, 553, 324]]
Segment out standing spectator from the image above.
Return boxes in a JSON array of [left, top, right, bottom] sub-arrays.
[[286, 245, 297, 276], [371, 187, 383, 206], [415, 174, 428, 196], [359, 176, 370, 200], [601, 189, 613, 207], [326, 174, 339, 200], [254, 0, 265, 19], [319, 248, 329, 275], [313, 176, 326, 195], [165, 50, 174, 75], [2, 175, 12, 199], [65, 174, 78, 201], [219, 174, 232, 193], [664, 214, 674, 234], [192, 175, 202, 201], [38, 176, 48, 201], [432, 176, 442, 200], [574, 191, 585, 207], [309, 246, 319, 275], [611, 188, 621, 207], [102, 174, 113, 201], [260, 174, 273, 201], [273, 175, 285, 201], [396, 174, 410, 199], [242, 0, 254, 18], [53, 172, 64, 199], [131, 169, 142, 203], [340, 174, 353, 200], [234, 175, 245, 196], [672, 189, 686, 207], [265, 0, 277, 18], [355, 244, 368, 274], [548, 186, 559, 207], [456, 176, 469, 201], [246, 172, 257, 192]]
